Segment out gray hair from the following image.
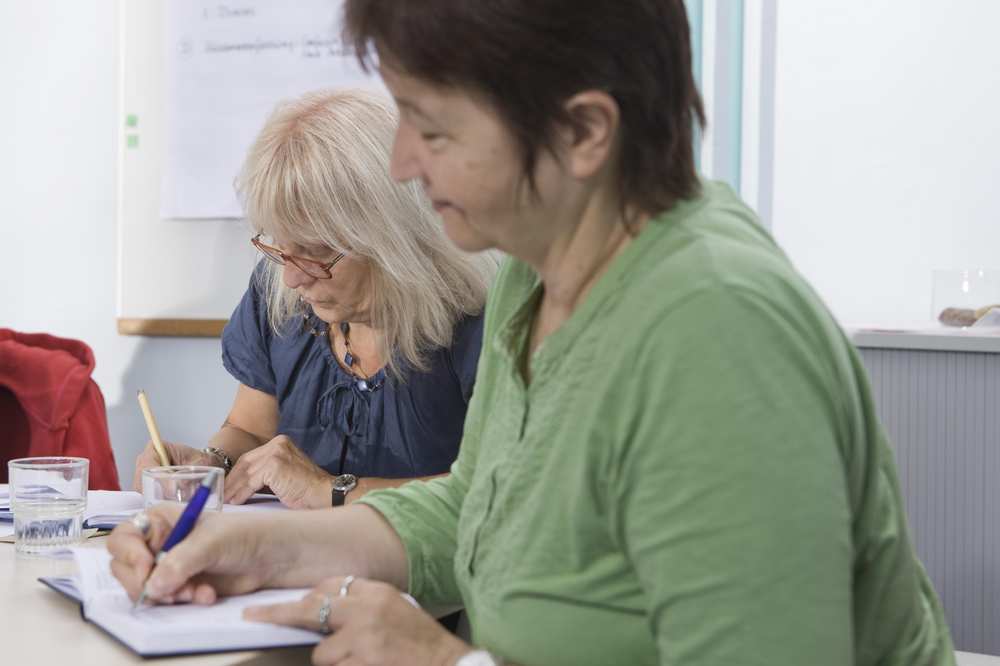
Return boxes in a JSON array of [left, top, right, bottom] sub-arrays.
[[236, 89, 497, 377]]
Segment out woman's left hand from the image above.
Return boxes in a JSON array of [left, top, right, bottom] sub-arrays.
[[244, 576, 470, 666], [224, 434, 333, 509]]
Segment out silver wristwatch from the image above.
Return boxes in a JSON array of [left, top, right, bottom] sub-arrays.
[[331, 473, 358, 506], [455, 650, 504, 666], [203, 446, 234, 474]]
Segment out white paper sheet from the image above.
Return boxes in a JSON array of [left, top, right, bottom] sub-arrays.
[[86, 490, 144, 517], [972, 308, 1000, 329], [163, 0, 385, 219], [222, 493, 290, 513]]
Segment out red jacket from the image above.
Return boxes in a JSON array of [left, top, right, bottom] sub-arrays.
[[0, 329, 120, 490]]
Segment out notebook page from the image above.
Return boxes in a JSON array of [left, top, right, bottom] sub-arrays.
[[72, 547, 127, 601], [72, 547, 320, 655]]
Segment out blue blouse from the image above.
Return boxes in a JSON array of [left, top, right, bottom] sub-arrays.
[[221, 271, 483, 478]]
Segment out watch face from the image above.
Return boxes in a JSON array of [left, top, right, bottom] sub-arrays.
[[333, 473, 358, 492]]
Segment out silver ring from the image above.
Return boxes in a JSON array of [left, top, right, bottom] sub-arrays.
[[339, 575, 357, 598], [130, 512, 151, 534], [317, 594, 332, 634]]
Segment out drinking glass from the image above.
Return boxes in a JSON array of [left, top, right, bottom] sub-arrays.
[[8, 457, 89, 555], [141, 465, 224, 511]]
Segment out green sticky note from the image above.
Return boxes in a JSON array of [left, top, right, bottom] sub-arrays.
[[126, 134, 139, 149], [125, 114, 138, 128]]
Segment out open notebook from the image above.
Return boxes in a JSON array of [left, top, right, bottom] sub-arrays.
[[40, 548, 320, 657]]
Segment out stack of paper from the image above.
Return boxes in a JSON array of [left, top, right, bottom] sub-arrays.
[[0, 487, 145, 538], [2, 489, 289, 541], [81, 490, 145, 529], [0, 487, 143, 521]]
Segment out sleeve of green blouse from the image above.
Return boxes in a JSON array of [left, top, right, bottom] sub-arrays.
[[357, 415, 480, 607], [610, 285, 855, 666], [354, 266, 518, 608]]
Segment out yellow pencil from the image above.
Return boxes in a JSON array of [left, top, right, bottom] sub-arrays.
[[137, 389, 172, 466]]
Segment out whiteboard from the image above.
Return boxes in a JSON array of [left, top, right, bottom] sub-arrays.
[[162, 0, 383, 218], [116, 0, 379, 334], [118, 0, 255, 330]]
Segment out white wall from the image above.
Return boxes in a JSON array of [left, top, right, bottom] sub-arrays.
[[770, 1, 1000, 327], [0, 1, 235, 487]]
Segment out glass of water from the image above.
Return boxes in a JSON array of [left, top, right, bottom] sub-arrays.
[[8, 457, 89, 555], [142, 465, 224, 511]]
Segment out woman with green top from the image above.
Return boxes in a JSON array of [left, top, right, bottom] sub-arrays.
[[107, 2, 956, 664]]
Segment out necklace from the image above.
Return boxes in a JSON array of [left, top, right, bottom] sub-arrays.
[[301, 312, 382, 392], [338, 322, 381, 392], [302, 311, 327, 338]]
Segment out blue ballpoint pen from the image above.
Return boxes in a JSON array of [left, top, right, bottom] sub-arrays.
[[133, 469, 220, 610]]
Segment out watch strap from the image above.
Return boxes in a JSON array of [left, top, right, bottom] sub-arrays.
[[332, 482, 347, 507]]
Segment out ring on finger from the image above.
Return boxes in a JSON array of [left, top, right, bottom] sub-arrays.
[[339, 575, 357, 598], [130, 511, 151, 534], [317, 594, 333, 634]]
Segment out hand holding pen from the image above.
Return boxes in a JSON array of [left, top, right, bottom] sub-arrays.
[[132, 469, 220, 609], [107, 485, 274, 607]]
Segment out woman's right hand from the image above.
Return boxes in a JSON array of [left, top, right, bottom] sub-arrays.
[[132, 442, 220, 491], [107, 505, 273, 605]]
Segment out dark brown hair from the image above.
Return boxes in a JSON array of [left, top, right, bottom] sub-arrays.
[[344, 0, 705, 218]]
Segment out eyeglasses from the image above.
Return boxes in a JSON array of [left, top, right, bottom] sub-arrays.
[[251, 234, 346, 280]]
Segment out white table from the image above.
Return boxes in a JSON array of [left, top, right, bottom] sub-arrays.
[[0, 537, 311, 665], [2, 531, 993, 664]]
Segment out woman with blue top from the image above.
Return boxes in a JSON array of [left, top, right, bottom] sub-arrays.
[[133, 89, 495, 509]]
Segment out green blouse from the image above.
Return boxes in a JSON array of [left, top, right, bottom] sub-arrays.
[[359, 181, 955, 666]]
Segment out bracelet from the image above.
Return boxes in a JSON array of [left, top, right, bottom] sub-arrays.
[[203, 446, 234, 474], [454, 650, 504, 666]]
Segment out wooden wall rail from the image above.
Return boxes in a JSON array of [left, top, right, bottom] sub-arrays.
[[116, 318, 227, 338]]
